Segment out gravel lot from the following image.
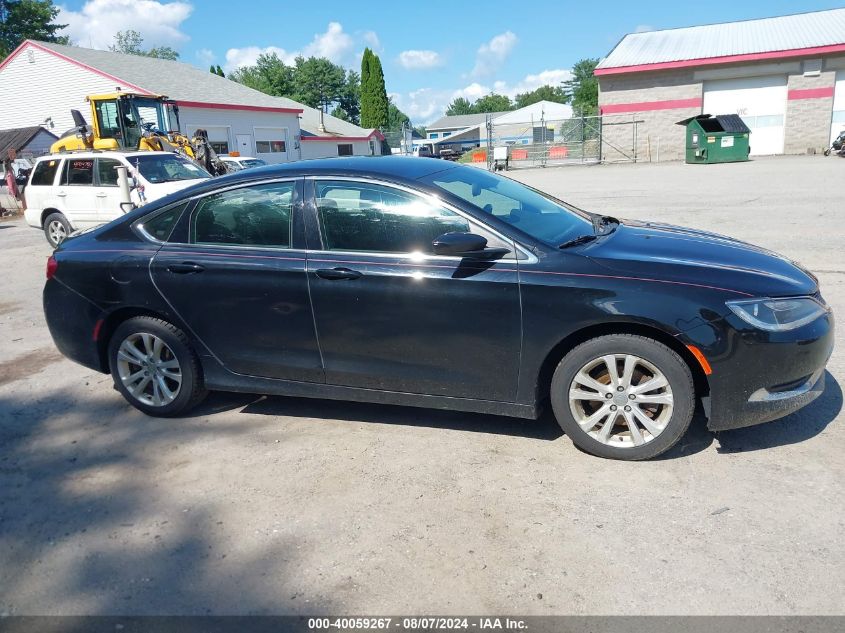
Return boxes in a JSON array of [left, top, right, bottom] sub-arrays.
[[0, 155, 842, 616]]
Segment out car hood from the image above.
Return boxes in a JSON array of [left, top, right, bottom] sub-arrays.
[[138, 178, 210, 202], [584, 220, 818, 298]]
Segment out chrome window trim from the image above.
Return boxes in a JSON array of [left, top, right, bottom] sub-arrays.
[[309, 175, 537, 265]]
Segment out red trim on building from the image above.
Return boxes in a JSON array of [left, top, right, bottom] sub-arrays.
[[175, 100, 303, 113], [787, 87, 835, 100], [600, 98, 702, 115], [594, 43, 845, 76], [1, 40, 152, 92]]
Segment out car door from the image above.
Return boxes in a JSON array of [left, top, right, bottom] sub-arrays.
[[94, 157, 126, 223], [57, 157, 98, 227], [305, 178, 523, 402], [150, 178, 323, 382]]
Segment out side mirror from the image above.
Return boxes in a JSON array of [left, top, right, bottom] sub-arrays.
[[432, 232, 509, 260]]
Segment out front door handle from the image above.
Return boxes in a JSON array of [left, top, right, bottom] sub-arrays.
[[315, 267, 362, 280], [167, 262, 205, 274]]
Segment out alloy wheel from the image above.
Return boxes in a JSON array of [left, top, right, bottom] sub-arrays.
[[568, 354, 674, 447], [116, 332, 182, 407], [48, 220, 67, 245]]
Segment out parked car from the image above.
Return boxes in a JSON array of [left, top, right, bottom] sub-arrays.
[[42, 157, 834, 460], [218, 155, 268, 172], [24, 151, 211, 247]]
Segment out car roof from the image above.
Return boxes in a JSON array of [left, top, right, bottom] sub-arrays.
[[228, 155, 457, 180], [35, 150, 178, 161]]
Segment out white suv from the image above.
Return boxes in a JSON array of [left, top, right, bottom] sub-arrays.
[[25, 151, 211, 247]]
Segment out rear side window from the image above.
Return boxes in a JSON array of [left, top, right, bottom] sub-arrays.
[[62, 159, 94, 186], [30, 159, 61, 186], [141, 203, 188, 242], [191, 182, 293, 247], [97, 158, 123, 186]]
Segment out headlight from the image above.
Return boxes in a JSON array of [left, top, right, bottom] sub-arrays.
[[726, 297, 828, 331]]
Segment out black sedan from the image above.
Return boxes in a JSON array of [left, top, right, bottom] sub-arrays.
[[43, 157, 834, 460]]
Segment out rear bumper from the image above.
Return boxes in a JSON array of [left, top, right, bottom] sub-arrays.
[[680, 310, 834, 431], [43, 278, 105, 372]]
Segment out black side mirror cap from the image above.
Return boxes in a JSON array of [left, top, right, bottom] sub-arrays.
[[432, 232, 510, 260]]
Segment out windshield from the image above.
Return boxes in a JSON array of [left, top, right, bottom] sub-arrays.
[[130, 154, 210, 183], [420, 166, 593, 245], [241, 159, 267, 168]]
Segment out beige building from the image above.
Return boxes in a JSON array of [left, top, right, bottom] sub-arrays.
[[596, 8, 845, 161]]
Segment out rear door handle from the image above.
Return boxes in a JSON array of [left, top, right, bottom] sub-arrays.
[[167, 262, 205, 274], [315, 267, 362, 280], [95, 192, 107, 198], [56, 191, 67, 197]]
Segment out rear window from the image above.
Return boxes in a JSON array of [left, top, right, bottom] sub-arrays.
[[30, 159, 61, 186], [62, 159, 94, 186]]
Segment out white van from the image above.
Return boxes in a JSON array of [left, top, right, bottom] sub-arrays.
[[25, 151, 210, 247]]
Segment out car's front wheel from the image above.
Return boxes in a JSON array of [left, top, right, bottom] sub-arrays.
[[108, 316, 207, 417], [43, 212, 70, 248], [550, 334, 695, 460]]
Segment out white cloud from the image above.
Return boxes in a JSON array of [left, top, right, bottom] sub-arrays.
[[498, 68, 573, 97], [196, 48, 215, 66], [362, 31, 381, 51], [224, 45, 296, 72], [302, 21, 354, 63], [224, 22, 358, 73], [397, 49, 444, 70], [58, 0, 192, 50], [471, 31, 517, 78]]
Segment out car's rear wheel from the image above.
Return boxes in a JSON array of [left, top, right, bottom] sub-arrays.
[[43, 212, 70, 248], [108, 316, 207, 417], [550, 334, 695, 460]]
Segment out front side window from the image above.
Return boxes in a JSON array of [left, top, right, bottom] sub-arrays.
[[94, 99, 121, 139], [62, 158, 94, 186], [128, 154, 210, 183], [96, 158, 123, 186], [420, 165, 592, 246], [30, 159, 61, 186], [337, 144, 353, 156], [316, 180, 469, 254], [191, 182, 293, 247]]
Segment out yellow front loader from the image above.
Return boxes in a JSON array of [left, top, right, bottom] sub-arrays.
[[51, 92, 229, 175]]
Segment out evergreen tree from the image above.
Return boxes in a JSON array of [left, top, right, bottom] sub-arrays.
[[0, 0, 67, 59], [359, 47, 374, 127], [445, 97, 473, 116], [368, 52, 389, 129], [215, 64, 224, 77]]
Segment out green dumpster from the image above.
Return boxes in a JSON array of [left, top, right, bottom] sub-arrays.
[[676, 114, 751, 164]]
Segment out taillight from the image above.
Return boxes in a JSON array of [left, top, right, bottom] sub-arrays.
[[46, 255, 58, 280]]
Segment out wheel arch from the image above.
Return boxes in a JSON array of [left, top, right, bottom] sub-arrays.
[[535, 322, 711, 408], [41, 207, 65, 226], [96, 306, 173, 372]]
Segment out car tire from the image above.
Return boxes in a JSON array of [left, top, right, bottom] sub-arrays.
[[108, 316, 208, 417], [550, 334, 695, 460], [43, 212, 71, 248]]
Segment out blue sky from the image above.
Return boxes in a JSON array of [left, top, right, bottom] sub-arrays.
[[56, 0, 844, 123]]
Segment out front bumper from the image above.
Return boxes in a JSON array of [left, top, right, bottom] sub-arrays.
[[680, 310, 834, 431]]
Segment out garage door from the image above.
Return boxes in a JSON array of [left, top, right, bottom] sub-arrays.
[[831, 71, 845, 145], [703, 76, 787, 156]]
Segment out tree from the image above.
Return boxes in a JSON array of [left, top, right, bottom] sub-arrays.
[[563, 57, 599, 115], [291, 56, 346, 112], [360, 48, 373, 126], [472, 93, 513, 113], [229, 52, 294, 96], [360, 48, 388, 129], [514, 84, 568, 108], [0, 0, 67, 59], [209, 64, 225, 77], [386, 98, 409, 132], [445, 97, 473, 116], [110, 29, 179, 60], [336, 70, 360, 124]]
